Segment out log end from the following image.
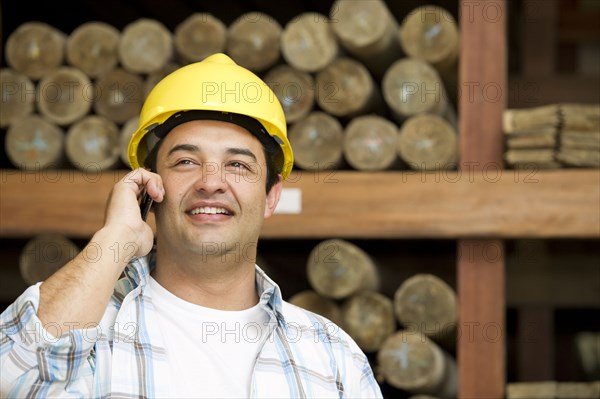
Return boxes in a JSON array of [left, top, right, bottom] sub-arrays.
[[281, 13, 338, 73], [6, 22, 66, 80], [174, 13, 226, 64], [288, 112, 344, 170], [383, 58, 447, 119], [0, 69, 35, 128], [6, 115, 65, 170], [399, 5, 459, 69], [307, 239, 379, 299], [66, 21, 120, 78], [66, 116, 120, 170], [119, 19, 173, 74], [341, 291, 396, 352], [343, 115, 399, 171], [397, 114, 458, 170], [20, 234, 79, 285]]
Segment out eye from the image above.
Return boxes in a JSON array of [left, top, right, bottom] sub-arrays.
[[227, 161, 249, 170], [175, 159, 195, 166]]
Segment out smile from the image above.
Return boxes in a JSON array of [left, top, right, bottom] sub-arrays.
[[189, 207, 231, 216]]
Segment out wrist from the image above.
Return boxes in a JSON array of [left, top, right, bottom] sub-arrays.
[[91, 227, 143, 266]]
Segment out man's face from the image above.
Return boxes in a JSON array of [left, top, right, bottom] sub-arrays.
[[154, 119, 281, 261]]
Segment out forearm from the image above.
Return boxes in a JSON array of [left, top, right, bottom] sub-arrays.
[[37, 227, 137, 335], [35, 168, 162, 336]]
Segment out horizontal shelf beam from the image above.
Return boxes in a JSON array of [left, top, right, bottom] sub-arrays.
[[1, 169, 598, 239]]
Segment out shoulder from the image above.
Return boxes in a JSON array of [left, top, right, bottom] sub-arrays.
[[280, 300, 366, 359], [278, 301, 382, 397]]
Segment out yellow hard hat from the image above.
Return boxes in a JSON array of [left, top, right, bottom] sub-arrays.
[[128, 53, 293, 179]]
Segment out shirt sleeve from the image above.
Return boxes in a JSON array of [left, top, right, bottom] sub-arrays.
[[356, 354, 384, 399], [336, 328, 384, 399], [0, 283, 99, 397]]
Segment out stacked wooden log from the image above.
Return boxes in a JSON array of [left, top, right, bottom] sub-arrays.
[[288, 238, 459, 398], [3, 20, 144, 171], [2, 2, 466, 173], [19, 234, 79, 285], [4, 5, 598, 173], [503, 103, 600, 168]]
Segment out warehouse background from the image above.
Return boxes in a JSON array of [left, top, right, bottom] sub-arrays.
[[1, 1, 599, 398]]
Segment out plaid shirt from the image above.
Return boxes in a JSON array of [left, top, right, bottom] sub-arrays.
[[1, 254, 383, 398]]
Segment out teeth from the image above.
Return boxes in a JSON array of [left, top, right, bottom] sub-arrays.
[[190, 207, 229, 215]]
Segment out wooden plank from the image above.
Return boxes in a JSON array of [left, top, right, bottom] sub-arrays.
[[264, 169, 600, 239], [458, 0, 507, 398], [1, 169, 599, 238], [0, 169, 126, 238]]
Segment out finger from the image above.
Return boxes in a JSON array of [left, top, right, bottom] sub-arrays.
[[121, 168, 163, 200], [122, 168, 153, 189], [146, 176, 165, 202]]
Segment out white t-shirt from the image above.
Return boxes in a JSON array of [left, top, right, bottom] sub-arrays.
[[146, 276, 271, 398]]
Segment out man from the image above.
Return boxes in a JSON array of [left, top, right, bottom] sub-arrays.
[[0, 53, 383, 398]]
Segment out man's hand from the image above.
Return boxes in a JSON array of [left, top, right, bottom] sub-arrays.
[[104, 168, 165, 260], [37, 168, 165, 331]]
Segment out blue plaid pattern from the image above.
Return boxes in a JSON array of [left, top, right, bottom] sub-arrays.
[[1, 254, 382, 398]]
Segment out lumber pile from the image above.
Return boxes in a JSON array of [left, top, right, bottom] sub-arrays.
[[289, 238, 600, 398], [290, 238, 459, 398], [2, 3, 465, 173], [506, 381, 600, 399], [503, 103, 600, 169], [3, 5, 597, 173]]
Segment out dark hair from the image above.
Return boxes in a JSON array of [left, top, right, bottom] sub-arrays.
[[143, 119, 281, 194]]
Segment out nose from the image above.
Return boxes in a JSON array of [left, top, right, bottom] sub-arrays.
[[192, 162, 227, 194]]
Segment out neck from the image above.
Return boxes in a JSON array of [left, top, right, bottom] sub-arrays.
[[152, 246, 258, 311]]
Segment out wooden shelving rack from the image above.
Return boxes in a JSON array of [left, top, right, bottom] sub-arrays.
[[1, 170, 599, 239], [1, 1, 598, 398]]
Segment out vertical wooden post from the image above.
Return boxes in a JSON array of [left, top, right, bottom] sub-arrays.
[[458, 1, 507, 398], [457, 240, 506, 398]]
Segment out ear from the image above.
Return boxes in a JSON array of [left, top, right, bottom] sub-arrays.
[[264, 175, 283, 219]]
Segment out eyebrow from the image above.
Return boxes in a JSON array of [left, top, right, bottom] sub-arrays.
[[167, 144, 200, 157], [167, 144, 258, 162], [226, 148, 258, 163]]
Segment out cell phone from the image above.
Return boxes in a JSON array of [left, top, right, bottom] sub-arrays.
[[140, 190, 154, 221]]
